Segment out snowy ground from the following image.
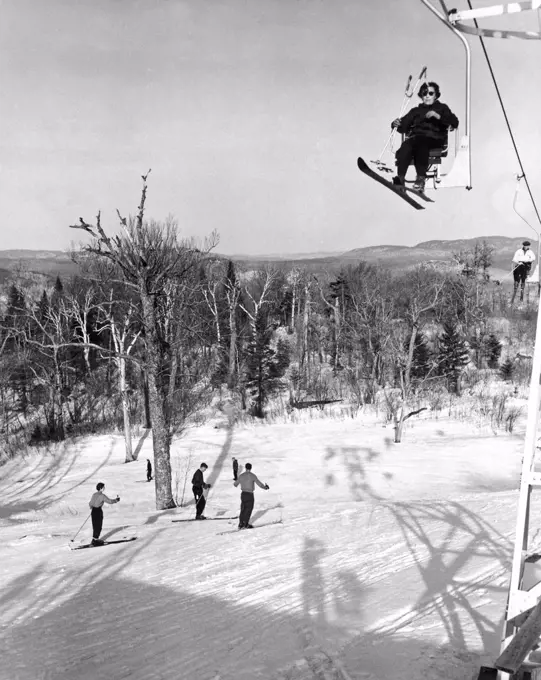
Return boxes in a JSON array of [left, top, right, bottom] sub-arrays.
[[0, 411, 536, 680]]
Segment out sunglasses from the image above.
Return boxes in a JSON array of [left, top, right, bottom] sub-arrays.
[[423, 91, 436, 96]]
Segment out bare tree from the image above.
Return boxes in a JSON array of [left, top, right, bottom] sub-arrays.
[[65, 281, 99, 375], [97, 291, 141, 462], [389, 266, 446, 443], [69, 174, 217, 509], [223, 261, 242, 389], [344, 263, 395, 403]]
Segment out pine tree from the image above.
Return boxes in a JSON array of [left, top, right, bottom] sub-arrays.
[[437, 322, 469, 393], [500, 358, 515, 381], [245, 309, 290, 418], [485, 333, 502, 369], [410, 332, 432, 381], [50, 276, 64, 309], [4, 285, 29, 411]]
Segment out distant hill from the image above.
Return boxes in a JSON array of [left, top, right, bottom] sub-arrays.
[[0, 236, 530, 283], [0, 250, 78, 279], [227, 235, 530, 278]]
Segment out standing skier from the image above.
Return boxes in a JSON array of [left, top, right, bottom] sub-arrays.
[[233, 463, 269, 529], [232, 457, 239, 481], [146, 459, 153, 482], [391, 81, 459, 192], [512, 240, 536, 303], [88, 483, 120, 546], [192, 463, 211, 520]]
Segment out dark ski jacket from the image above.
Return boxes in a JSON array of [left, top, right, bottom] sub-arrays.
[[395, 101, 459, 144], [192, 469, 210, 490]]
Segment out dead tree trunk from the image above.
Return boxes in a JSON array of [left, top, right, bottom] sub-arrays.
[[140, 288, 175, 509]]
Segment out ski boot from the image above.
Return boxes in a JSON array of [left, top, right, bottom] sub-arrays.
[[413, 176, 426, 192], [392, 175, 406, 191]]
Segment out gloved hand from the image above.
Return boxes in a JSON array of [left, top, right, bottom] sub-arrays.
[[391, 118, 401, 129], [264, 484, 270, 490], [116, 496, 120, 503]]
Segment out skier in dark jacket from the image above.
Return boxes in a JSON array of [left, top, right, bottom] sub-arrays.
[[391, 81, 459, 192], [192, 463, 211, 520], [232, 457, 239, 481], [146, 459, 152, 482]]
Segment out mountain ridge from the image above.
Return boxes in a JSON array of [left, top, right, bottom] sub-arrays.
[[0, 235, 531, 281]]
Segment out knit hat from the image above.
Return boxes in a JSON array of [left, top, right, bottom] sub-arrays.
[[523, 241, 531, 246]]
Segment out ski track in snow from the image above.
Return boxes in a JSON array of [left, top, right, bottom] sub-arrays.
[[0, 417, 532, 679]]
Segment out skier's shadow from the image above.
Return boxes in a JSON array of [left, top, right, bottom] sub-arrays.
[[250, 502, 283, 524], [301, 537, 326, 628]]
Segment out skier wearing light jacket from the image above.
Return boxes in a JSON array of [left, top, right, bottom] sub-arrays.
[[233, 463, 269, 529], [88, 483, 120, 546], [512, 240, 536, 302]]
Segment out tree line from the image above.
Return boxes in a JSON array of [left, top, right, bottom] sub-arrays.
[[0, 181, 529, 509]]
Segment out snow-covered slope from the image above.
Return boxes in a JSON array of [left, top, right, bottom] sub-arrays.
[[0, 415, 533, 680]]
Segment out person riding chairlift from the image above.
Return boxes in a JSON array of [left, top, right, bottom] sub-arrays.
[[512, 240, 536, 303], [391, 81, 459, 192]]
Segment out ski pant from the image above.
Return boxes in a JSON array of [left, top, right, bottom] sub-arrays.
[[193, 485, 206, 518], [91, 507, 103, 540], [233, 465, 238, 481], [513, 263, 531, 300], [147, 466, 152, 482], [239, 491, 255, 528], [395, 136, 442, 180]]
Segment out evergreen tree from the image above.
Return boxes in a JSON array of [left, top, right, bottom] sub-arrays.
[[37, 290, 49, 322], [500, 358, 515, 381], [327, 271, 352, 371], [4, 284, 27, 344], [410, 332, 432, 381], [50, 276, 64, 309], [4, 285, 29, 410], [437, 322, 469, 393], [245, 309, 290, 418], [485, 333, 502, 369]]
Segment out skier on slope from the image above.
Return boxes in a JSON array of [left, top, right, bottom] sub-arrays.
[[192, 463, 211, 520], [88, 483, 120, 546], [232, 456, 239, 481], [233, 463, 269, 530], [512, 240, 536, 303], [391, 81, 459, 192], [146, 458, 153, 482]]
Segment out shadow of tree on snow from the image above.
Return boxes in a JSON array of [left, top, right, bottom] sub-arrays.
[[0, 438, 115, 523]]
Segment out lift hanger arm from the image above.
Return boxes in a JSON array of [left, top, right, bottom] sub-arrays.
[[449, 0, 541, 23]]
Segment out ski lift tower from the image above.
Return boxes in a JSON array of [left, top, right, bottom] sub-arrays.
[[420, 2, 541, 679]]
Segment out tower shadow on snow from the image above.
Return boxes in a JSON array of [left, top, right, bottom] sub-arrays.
[[1, 526, 489, 680], [323, 444, 385, 502]]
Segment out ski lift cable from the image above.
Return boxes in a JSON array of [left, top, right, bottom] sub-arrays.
[[466, 0, 541, 229]]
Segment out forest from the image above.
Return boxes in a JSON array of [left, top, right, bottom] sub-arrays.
[[0, 181, 535, 509]]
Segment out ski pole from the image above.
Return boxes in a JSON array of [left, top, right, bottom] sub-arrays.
[[70, 512, 91, 543]]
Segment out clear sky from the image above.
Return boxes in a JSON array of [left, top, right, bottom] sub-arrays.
[[1, 0, 540, 255]]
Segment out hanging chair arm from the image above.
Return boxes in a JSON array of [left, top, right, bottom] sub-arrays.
[[419, 0, 471, 140], [449, 1, 541, 23]]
